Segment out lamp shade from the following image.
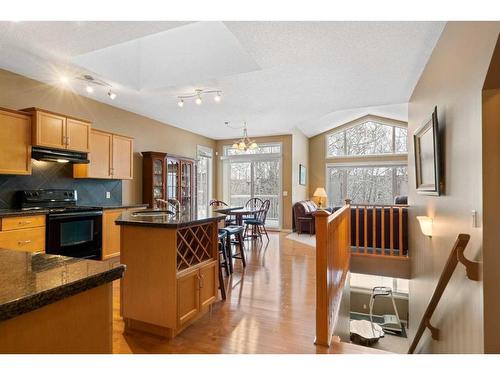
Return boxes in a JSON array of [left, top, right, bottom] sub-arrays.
[[416, 216, 433, 237], [313, 187, 327, 198]]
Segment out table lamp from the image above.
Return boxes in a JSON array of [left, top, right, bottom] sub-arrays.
[[313, 187, 328, 208]]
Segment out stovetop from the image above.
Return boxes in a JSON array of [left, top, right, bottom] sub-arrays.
[[19, 189, 101, 213]]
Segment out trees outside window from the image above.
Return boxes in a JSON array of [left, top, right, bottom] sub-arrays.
[[325, 116, 408, 206]]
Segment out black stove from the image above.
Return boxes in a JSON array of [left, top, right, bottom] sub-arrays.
[[20, 189, 103, 260]]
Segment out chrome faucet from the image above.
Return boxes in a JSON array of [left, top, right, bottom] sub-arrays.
[[155, 198, 181, 213]]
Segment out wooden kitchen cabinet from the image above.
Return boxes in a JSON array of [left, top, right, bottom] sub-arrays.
[[22, 108, 91, 153], [199, 261, 217, 309], [112, 134, 133, 179], [0, 108, 31, 175], [74, 129, 133, 180], [102, 209, 123, 260], [66, 118, 91, 152], [0, 215, 46, 252], [177, 268, 200, 326], [177, 261, 217, 326]]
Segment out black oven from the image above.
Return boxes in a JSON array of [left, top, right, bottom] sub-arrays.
[[46, 210, 103, 260]]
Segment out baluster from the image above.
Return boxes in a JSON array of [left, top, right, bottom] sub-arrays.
[[390, 207, 394, 256], [372, 204, 376, 251], [355, 206, 359, 251], [399, 207, 404, 257], [381, 206, 385, 253], [364, 205, 368, 254]]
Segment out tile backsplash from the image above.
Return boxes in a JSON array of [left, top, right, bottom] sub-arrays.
[[0, 160, 122, 208]]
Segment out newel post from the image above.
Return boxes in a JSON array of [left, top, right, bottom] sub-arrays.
[[314, 209, 331, 347]]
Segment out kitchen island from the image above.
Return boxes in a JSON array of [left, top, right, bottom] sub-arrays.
[[0, 249, 125, 353], [116, 209, 226, 338]]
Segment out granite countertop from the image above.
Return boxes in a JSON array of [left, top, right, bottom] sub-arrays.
[[0, 249, 125, 322], [83, 204, 149, 210], [0, 209, 50, 218], [0, 204, 148, 218], [116, 208, 226, 228]]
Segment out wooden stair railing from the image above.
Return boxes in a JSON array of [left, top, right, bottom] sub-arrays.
[[408, 233, 481, 354], [350, 202, 409, 258], [314, 200, 351, 347]]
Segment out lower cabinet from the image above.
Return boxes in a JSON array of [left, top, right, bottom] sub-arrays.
[[177, 261, 218, 327], [102, 209, 124, 260], [0, 215, 46, 252]]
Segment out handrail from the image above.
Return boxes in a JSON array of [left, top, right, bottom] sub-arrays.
[[408, 233, 481, 353], [314, 199, 351, 347]]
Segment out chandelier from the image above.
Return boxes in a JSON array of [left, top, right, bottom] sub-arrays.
[[177, 89, 222, 107], [226, 122, 258, 151]]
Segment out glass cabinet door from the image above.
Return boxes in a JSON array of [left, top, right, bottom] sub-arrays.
[[180, 162, 192, 207], [166, 159, 179, 200]]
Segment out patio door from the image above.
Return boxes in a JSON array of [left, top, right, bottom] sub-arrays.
[[226, 157, 281, 229]]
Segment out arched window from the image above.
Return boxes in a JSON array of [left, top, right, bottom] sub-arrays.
[[326, 117, 407, 157], [325, 115, 408, 206]]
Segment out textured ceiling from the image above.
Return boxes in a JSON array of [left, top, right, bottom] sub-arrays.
[[0, 21, 445, 138]]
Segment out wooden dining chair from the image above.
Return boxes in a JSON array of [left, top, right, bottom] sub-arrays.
[[209, 200, 235, 225], [243, 199, 270, 241], [242, 198, 264, 221]]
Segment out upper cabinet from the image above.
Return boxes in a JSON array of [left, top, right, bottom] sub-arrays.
[[74, 129, 133, 180], [22, 108, 91, 153], [0, 108, 31, 175]]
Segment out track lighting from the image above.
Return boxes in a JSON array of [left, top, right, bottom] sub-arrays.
[[177, 89, 222, 107], [107, 90, 117, 100], [75, 74, 117, 100]]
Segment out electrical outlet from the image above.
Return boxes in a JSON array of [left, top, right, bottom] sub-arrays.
[[106, 192, 111, 199], [363, 304, 367, 310]]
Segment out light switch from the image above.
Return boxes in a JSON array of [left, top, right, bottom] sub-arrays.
[[283, 191, 288, 197], [106, 192, 111, 199], [471, 210, 477, 227]]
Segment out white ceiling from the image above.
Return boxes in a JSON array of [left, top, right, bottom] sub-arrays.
[[0, 21, 445, 139]]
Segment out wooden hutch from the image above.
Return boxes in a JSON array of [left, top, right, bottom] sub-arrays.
[[142, 152, 196, 209]]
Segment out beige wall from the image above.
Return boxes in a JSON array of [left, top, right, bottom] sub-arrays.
[[291, 128, 309, 202], [215, 134, 293, 230], [0, 68, 216, 205], [407, 22, 500, 354]]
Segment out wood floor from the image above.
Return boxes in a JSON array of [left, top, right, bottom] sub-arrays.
[[112, 232, 385, 354]]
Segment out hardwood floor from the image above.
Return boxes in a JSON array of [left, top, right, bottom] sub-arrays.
[[112, 232, 385, 354]]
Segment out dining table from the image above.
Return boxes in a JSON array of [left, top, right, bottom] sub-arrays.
[[214, 206, 261, 226]]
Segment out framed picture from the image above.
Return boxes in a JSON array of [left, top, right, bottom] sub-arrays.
[[299, 164, 307, 186], [414, 106, 442, 195]]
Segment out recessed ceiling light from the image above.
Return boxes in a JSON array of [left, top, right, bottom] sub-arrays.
[[107, 90, 117, 100], [86, 85, 94, 93]]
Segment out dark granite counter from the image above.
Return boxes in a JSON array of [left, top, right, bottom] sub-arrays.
[[99, 204, 148, 210], [0, 249, 125, 322], [116, 208, 226, 228], [0, 209, 50, 218]]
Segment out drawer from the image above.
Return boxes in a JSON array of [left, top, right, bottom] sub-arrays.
[[0, 215, 46, 231], [0, 227, 45, 252]]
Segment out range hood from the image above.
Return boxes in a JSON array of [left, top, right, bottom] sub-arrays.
[[32, 147, 90, 164]]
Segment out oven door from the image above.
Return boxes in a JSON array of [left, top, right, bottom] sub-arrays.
[[46, 210, 103, 260]]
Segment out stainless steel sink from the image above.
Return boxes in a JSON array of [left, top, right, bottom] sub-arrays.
[[131, 209, 175, 217]]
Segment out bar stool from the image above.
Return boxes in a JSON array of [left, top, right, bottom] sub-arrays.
[[221, 225, 246, 273], [218, 230, 228, 300]]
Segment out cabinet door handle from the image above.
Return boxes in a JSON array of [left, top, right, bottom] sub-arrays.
[[18, 221, 32, 225], [18, 240, 32, 245], [199, 275, 205, 289], [66, 136, 70, 146]]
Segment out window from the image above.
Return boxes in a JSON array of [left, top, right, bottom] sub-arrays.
[[327, 164, 408, 206], [196, 146, 213, 217], [327, 119, 408, 157], [224, 143, 281, 156], [350, 273, 409, 295]]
